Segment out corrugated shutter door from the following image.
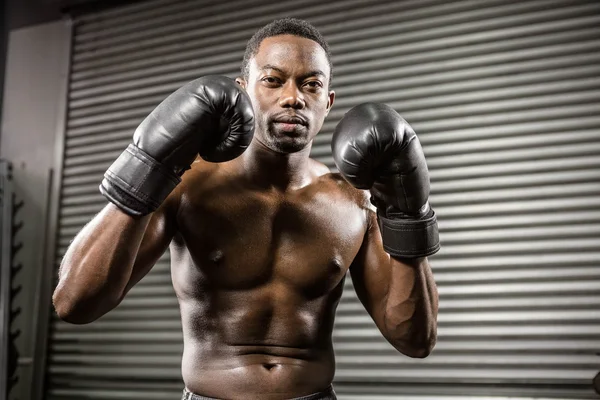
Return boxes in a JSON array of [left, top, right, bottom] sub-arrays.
[[46, 0, 600, 399]]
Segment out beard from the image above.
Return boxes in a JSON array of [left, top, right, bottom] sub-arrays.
[[260, 119, 313, 154]]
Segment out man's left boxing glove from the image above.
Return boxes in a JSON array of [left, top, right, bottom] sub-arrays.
[[100, 75, 255, 217], [331, 102, 440, 258]]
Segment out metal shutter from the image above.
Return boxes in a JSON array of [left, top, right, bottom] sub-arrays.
[[46, 0, 600, 399]]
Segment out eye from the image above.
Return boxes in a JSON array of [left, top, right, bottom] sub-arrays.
[[261, 76, 281, 86], [304, 80, 323, 90]]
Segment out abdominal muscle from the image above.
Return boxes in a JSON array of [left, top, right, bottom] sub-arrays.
[[178, 289, 339, 399], [182, 345, 335, 399]]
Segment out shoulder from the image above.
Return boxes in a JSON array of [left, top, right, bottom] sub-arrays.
[[308, 158, 332, 177], [179, 157, 225, 190], [186, 156, 220, 179], [317, 171, 375, 213], [165, 157, 223, 208]]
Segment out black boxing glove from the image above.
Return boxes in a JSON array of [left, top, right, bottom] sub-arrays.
[[332, 103, 440, 258], [100, 75, 255, 217]]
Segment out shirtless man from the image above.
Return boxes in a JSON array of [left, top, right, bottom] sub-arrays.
[[52, 18, 440, 400]]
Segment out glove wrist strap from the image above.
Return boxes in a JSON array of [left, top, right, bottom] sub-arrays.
[[99, 144, 181, 217], [377, 207, 440, 258]]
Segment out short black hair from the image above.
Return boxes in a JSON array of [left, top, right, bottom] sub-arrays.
[[241, 18, 332, 84]]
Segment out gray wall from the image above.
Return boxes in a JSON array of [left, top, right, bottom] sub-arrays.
[[0, 3, 141, 399], [0, 0, 63, 129], [0, 0, 128, 137], [0, 19, 71, 400]]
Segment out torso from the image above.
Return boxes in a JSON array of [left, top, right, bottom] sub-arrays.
[[169, 158, 370, 399]]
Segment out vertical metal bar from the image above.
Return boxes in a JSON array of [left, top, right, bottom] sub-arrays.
[[0, 160, 13, 400], [30, 18, 73, 400]]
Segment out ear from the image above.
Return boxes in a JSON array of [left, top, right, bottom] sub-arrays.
[[325, 90, 335, 116], [235, 76, 247, 89]]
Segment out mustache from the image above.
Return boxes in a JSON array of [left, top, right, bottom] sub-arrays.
[[269, 112, 308, 126]]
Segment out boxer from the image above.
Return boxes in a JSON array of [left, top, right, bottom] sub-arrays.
[[53, 18, 440, 400]]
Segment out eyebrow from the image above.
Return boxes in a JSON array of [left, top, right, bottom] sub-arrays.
[[261, 64, 327, 79]]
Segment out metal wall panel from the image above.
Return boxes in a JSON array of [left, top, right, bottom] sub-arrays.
[[46, 0, 600, 398]]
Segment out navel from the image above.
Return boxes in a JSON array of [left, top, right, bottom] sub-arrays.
[[262, 363, 278, 371]]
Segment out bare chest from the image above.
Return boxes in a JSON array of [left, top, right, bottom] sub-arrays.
[[173, 184, 366, 296]]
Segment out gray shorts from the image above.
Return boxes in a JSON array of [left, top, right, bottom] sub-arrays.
[[182, 385, 337, 400]]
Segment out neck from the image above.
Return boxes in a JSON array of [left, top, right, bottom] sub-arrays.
[[237, 137, 312, 191]]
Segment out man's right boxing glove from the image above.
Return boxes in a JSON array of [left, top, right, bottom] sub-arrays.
[[100, 75, 255, 217]]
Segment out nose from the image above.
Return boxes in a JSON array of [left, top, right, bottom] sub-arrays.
[[278, 81, 305, 109]]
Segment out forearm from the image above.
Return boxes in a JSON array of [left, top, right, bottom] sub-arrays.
[[53, 203, 151, 323], [383, 257, 438, 358]]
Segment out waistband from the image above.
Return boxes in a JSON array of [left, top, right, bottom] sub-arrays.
[[182, 385, 336, 400]]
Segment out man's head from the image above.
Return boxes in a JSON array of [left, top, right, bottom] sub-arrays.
[[237, 18, 335, 154], [240, 18, 333, 85]]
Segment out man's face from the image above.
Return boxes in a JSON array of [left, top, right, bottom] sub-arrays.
[[237, 34, 335, 154]]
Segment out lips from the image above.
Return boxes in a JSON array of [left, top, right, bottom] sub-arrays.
[[272, 114, 308, 126]]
